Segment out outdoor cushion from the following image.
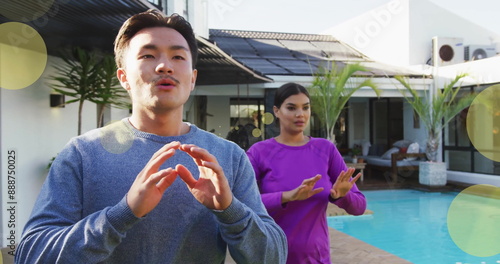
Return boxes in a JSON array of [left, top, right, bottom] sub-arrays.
[[381, 147, 400, 159], [404, 142, 420, 161], [393, 139, 413, 148]]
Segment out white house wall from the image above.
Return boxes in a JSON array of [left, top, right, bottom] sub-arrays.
[[0, 55, 108, 247], [403, 101, 427, 154], [435, 56, 500, 86], [162, 0, 209, 38], [448, 171, 500, 187], [323, 0, 500, 66], [322, 0, 409, 66], [407, 0, 499, 66]]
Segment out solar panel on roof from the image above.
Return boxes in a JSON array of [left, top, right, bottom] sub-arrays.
[[279, 40, 325, 59], [212, 37, 257, 57], [269, 59, 317, 75], [237, 58, 290, 75], [246, 39, 293, 59]]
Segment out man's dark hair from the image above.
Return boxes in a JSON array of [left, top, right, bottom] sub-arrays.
[[114, 9, 198, 69]]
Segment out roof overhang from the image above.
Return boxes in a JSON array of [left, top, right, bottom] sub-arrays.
[[195, 36, 273, 85], [0, 0, 159, 56], [209, 29, 430, 79], [0, 0, 270, 86]]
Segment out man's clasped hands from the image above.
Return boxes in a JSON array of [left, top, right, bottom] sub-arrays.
[[126, 141, 232, 218]]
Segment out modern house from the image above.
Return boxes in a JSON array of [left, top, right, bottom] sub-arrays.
[[323, 0, 500, 185], [1, 0, 498, 250]]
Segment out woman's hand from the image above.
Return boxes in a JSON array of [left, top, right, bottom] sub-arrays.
[[281, 174, 324, 204], [330, 168, 361, 200]]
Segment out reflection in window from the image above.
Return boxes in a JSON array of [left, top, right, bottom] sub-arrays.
[[227, 99, 264, 150], [446, 107, 471, 147], [474, 152, 498, 174], [447, 150, 471, 172]]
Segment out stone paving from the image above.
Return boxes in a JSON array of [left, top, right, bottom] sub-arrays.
[[225, 203, 411, 264]]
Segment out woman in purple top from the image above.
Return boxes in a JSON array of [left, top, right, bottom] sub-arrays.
[[247, 82, 367, 264]]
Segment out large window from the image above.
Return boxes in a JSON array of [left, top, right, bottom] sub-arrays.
[[443, 84, 500, 175], [147, 0, 162, 8], [227, 98, 264, 150]]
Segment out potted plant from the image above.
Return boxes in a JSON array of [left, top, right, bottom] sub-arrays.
[[89, 54, 131, 128], [309, 62, 380, 143], [395, 74, 476, 186], [50, 47, 131, 134], [350, 144, 363, 163], [50, 47, 101, 135]]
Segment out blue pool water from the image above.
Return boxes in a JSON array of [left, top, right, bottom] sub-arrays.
[[327, 189, 500, 264]]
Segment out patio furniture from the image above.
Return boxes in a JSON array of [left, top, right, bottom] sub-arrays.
[[365, 152, 427, 183]]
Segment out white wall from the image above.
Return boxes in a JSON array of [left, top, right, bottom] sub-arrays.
[[163, 0, 209, 38], [448, 171, 500, 187], [190, 0, 209, 38], [323, 0, 500, 66], [403, 100, 427, 152], [0, 55, 104, 247], [322, 0, 409, 66]]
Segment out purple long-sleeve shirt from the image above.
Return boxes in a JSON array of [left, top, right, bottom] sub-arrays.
[[247, 137, 366, 264]]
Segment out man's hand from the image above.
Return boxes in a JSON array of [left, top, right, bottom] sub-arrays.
[[176, 144, 233, 211], [330, 168, 361, 200], [281, 174, 324, 204], [127, 141, 180, 218]]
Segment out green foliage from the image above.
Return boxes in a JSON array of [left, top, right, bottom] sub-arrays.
[[47, 155, 56, 170], [89, 54, 131, 127], [351, 144, 362, 157], [51, 47, 100, 135], [309, 62, 380, 142], [50, 47, 130, 134], [395, 74, 477, 162]]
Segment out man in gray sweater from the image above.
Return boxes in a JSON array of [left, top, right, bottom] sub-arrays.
[[15, 9, 287, 264]]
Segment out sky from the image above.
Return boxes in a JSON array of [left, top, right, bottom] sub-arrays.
[[207, 0, 500, 35]]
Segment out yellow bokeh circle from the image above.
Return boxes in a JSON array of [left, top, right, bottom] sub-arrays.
[[447, 184, 500, 257], [0, 0, 55, 22], [99, 120, 135, 155], [0, 22, 47, 90], [252, 128, 262, 138], [262, 112, 275, 125], [466, 84, 500, 162]]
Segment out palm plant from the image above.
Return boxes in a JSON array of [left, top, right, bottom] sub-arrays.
[[309, 62, 380, 142], [50, 47, 100, 135], [51, 47, 131, 134], [89, 54, 131, 128], [395, 74, 476, 162]]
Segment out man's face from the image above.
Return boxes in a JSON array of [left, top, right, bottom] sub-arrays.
[[117, 27, 197, 114]]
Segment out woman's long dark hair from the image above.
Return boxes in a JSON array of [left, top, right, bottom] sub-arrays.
[[274, 82, 310, 108]]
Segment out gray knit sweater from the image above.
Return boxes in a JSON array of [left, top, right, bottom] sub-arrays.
[[15, 119, 287, 263]]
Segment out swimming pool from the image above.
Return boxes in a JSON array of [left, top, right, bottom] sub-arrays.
[[327, 189, 500, 264]]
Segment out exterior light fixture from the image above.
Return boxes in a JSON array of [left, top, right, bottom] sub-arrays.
[[50, 94, 65, 108]]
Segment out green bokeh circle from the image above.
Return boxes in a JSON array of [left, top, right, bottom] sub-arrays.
[[447, 184, 500, 257]]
